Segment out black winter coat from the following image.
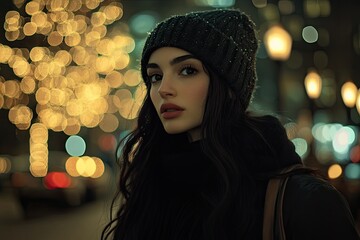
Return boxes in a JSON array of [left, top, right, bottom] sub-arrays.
[[127, 115, 360, 239], [283, 173, 359, 239]]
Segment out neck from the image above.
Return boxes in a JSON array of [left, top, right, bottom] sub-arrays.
[[187, 127, 202, 142]]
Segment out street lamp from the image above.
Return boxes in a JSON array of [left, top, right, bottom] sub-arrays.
[[340, 81, 357, 124], [304, 70, 322, 99], [303, 70, 322, 167], [341, 81, 357, 108], [264, 25, 292, 61], [263, 25, 292, 111]]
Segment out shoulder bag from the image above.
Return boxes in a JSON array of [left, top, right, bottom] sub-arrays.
[[262, 164, 305, 240]]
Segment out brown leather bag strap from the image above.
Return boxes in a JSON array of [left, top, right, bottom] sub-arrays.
[[263, 176, 282, 240], [263, 164, 304, 240], [277, 176, 290, 240]]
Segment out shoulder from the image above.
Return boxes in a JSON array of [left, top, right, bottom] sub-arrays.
[[286, 173, 335, 198], [283, 174, 360, 239]]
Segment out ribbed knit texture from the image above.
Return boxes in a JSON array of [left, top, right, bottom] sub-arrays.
[[141, 9, 259, 110]]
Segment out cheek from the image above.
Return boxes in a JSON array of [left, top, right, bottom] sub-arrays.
[[150, 89, 159, 108], [198, 84, 209, 106], [149, 89, 157, 106]]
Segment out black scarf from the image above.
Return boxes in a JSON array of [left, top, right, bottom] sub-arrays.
[[153, 115, 302, 239], [159, 115, 301, 185]]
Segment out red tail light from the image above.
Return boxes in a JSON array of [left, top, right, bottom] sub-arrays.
[[44, 172, 72, 189]]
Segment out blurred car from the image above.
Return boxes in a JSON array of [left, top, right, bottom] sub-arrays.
[[11, 171, 87, 208], [8, 151, 112, 215]]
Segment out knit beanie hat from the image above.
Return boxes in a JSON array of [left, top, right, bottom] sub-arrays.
[[141, 9, 258, 110]]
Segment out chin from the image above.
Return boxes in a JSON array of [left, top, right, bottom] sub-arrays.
[[162, 124, 190, 135], [162, 122, 201, 136], [164, 128, 186, 135]]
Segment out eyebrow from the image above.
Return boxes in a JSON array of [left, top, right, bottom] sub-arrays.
[[146, 54, 197, 69]]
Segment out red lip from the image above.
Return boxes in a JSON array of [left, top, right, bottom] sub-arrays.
[[160, 103, 184, 119], [160, 103, 184, 114]]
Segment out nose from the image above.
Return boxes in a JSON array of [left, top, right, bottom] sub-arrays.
[[158, 76, 176, 98]]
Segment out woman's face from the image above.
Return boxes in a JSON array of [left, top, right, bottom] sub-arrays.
[[147, 47, 210, 141]]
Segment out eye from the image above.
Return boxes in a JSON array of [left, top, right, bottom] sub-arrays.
[[148, 74, 162, 84], [180, 65, 198, 76]]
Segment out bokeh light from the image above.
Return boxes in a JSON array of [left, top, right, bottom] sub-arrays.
[[193, 0, 235, 7], [328, 164, 342, 179], [278, 0, 294, 15], [291, 137, 308, 159], [65, 135, 86, 157], [129, 12, 157, 36], [332, 126, 356, 154], [76, 156, 96, 177], [345, 163, 360, 180], [65, 156, 80, 177], [302, 26, 318, 43], [350, 145, 360, 163], [341, 81, 357, 108], [1, 0, 142, 142], [66, 155, 105, 178], [304, 70, 322, 99], [304, 0, 331, 18], [252, 0, 267, 8], [98, 134, 117, 152], [91, 157, 105, 178], [0, 157, 11, 174], [29, 123, 48, 177], [99, 113, 119, 133], [44, 172, 72, 189]]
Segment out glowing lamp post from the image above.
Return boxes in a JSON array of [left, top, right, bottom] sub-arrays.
[[340, 81, 358, 123], [341, 81, 357, 108], [263, 25, 292, 111], [304, 71, 322, 99], [264, 25, 292, 61], [303, 70, 322, 165]]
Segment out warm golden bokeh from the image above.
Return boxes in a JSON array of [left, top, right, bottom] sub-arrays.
[[119, 98, 141, 120], [305, 71, 322, 99], [0, 44, 14, 63], [13, 58, 31, 77], [1, 0, 143, 179], [63, 117, 81, 135], [105, 71, 123, 88], [99, 113, 119, 133], [35, 87, 51, 105], [328, 164, 343, 179], [124, 69, 142, 87], [3, 80, 20, 98], [20, 76, 36, 94], [0, 157, 11, 174], [65, 155, 105, 178], [29, 123, 48, 177], [48, 31, 63, 46], [65, 156, 80, 177], [103, 2, 123, 22], [0, 95, 4, 109], [91, 157, 105, 178], [65, 32, 81, 46], [113, 36, 135, 53], [31, 12, 48, 28], [76, 156, 96, 177], [25, 1, 42, 15], [23, 22, 37, 36], [8, 104, 33, 129]]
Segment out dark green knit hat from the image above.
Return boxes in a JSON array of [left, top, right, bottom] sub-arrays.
[[141, 9, 258, 110]]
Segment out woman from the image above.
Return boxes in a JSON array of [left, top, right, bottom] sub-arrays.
[[102, 9, 359, 240]]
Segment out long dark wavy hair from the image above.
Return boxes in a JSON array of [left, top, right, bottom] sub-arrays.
[[101, 66, 273, 240]]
